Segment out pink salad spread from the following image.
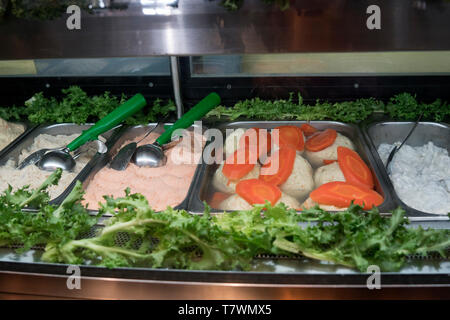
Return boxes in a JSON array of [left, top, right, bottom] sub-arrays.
[[83, 130, 204, 211]]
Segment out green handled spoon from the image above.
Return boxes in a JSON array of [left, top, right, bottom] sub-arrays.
[[17, 94, 147, 172], [116, 92, 221, 169]]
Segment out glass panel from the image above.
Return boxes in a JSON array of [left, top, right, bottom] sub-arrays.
[[191, 51, 450, 77], [0, 57, 170, 77]]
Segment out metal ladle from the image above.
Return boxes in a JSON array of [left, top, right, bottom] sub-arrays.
[[110, 92, 221, 170], [132, 134, 184, 167], [36, 141, 107, 172], [109, 122, 166, 170], [36, 148, 78, 172], [17, 94, 147, 172]]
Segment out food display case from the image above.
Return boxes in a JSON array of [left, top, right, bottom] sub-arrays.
[[0, 0, 449, 299]]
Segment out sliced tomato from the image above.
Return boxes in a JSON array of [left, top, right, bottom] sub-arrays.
[[305, 129, 337, 152], [239, 128, 272, 158], [323, 159, 338, 165], [209, 192, 230, 208], [274, 125, 305, 151], [310, 181, 384, 210], [337, 146, 374, 189], [236, 179, 282, 206], [222, 148, 257, 181], [300, 123, 318, 137], [260, 146, 296, 186]]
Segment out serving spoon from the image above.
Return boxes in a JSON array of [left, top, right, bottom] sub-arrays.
[[109, 121, 166, 170], [110, 92, 221, 170], [35, 141, 106, 172], [133, 93, 220, 168], [17, 94, 147, 172]]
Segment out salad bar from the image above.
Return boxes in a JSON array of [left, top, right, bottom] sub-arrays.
[[0, 0, 449, 300], [0, 88, 448, 299]]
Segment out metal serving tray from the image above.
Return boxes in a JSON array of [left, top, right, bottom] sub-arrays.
[[0, 121, 37, 158], [81, 123, 205, 212], [362, 121, 450, 218], [188, 121, 395, 214], [0, 123, 117, 205]]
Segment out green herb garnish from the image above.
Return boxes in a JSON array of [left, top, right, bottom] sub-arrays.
[[206, 92, 448, 123], [0, 174, 448, 272], [0, 169, 98, 252], [0, 86, 176, 125]]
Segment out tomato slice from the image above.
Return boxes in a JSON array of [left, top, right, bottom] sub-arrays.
[[300, 123, 318, 137], [236, 179, 282, 206], [222, 148, 257, 181], [260, 147, 296, 186], [337, 146, 374, 189], [209, 192, 230, 208], [310, 181, 384, 210], [274, 126, 305, 151], [239, 128, 272, 158], [305, 129, 337, 152]]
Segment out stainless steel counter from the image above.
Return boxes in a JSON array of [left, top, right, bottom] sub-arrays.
[[1, 270, 450, 299], [1, 0, 450, 59]]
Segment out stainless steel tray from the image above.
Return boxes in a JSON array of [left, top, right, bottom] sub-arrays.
[[361, 121, 450, 217], [0, 121, 37, 158], [81, 123, 205, 212], [0, 123, 117, 205], [188, 121, 395, 214]]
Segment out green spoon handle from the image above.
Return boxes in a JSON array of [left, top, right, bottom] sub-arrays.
[[67, 94, 147, 151], [156, 92, 221, 146]]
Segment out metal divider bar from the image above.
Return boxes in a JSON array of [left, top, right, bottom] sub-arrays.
[[170, 56, 184, 119]]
